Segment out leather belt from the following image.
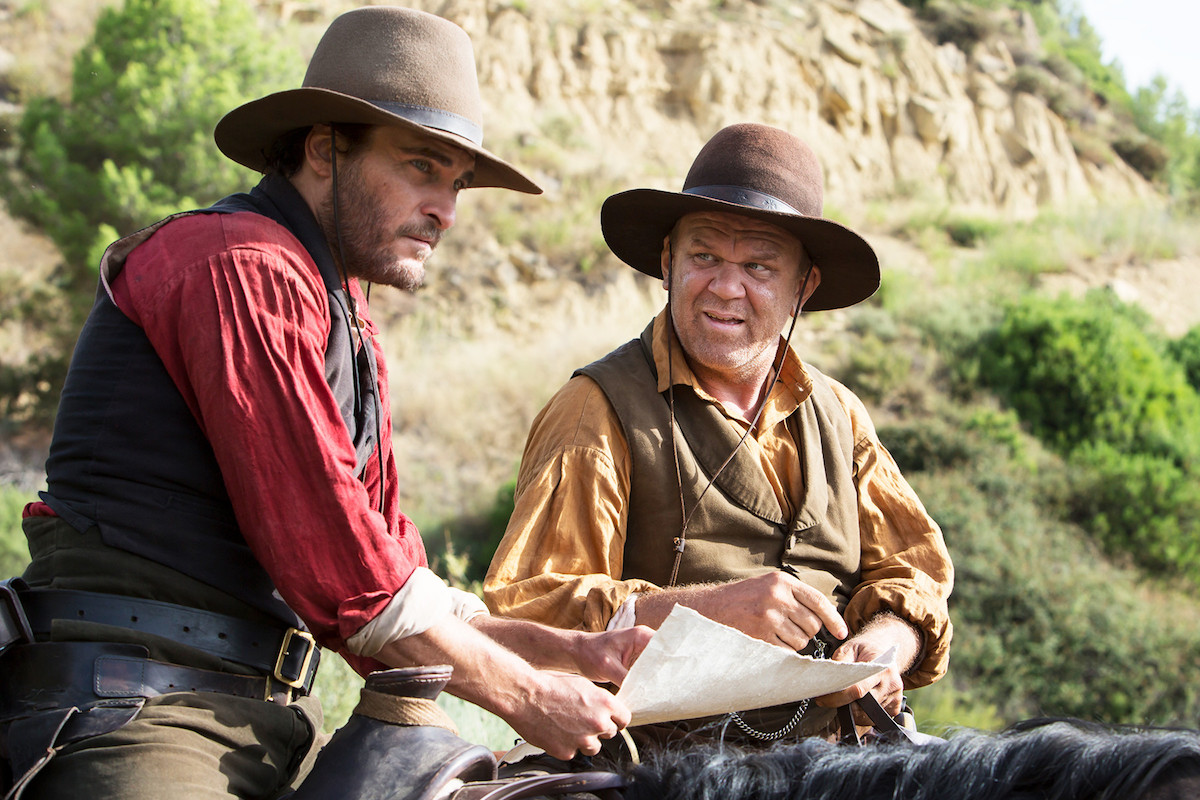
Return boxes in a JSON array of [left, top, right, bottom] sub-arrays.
[[0, 580, 319, 696], [1, 641, 302, 716]]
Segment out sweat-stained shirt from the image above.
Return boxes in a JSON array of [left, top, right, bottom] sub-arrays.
[[484, 309, 954, 687]]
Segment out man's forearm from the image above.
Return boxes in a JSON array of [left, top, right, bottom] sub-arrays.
[[852, 612, 924, 673], [471, 614, 652, 687], [470, 614, 585, 674], [631, 584, 715, 629], [375, 614, 536, 716]]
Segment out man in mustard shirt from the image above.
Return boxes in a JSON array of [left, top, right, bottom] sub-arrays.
[[485, 123, 953, 747]]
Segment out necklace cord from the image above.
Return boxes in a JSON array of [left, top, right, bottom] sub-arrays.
[[665, 261, 814, 586]]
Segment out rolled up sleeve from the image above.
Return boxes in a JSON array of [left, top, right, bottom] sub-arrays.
[[484, 377, 658, 630], [831, 380, 954, 687]]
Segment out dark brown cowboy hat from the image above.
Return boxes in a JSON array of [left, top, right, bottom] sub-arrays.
[[601, 124, 878, 311], [214, 6, 540, 194]]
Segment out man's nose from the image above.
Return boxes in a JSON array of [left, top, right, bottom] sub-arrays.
[[422, 188, 458, 231], [706, 262, 747, 299]]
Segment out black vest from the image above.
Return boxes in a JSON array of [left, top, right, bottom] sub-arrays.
[[39, 175, 379, 627]]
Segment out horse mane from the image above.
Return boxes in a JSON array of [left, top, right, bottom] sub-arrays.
[[619, 718, 1200, 800]]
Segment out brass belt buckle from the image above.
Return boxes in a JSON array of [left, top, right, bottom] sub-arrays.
[[273, 627, 317, 689]]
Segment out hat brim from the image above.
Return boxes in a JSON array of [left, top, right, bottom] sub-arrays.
[[601, 189, 879, 311], [214, 88, 541, 194]]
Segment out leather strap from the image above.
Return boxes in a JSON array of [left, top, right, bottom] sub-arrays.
[[837, 694, 943, 746], [94, 653, 298, 704], [0, 578, 33, 652], [452, 772, 627, 800], [1, 641, 300, 718], [14, 587, 318, 691], [838, 694, 907, 745]]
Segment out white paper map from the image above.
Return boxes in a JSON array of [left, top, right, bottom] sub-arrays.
[[615, 605, 893, 726]]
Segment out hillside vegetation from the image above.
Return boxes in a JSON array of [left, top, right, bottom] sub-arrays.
[[1, 0, 1199, 742]]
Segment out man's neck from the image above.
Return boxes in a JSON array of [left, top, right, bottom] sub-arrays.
[[688, 356, 776, 422]]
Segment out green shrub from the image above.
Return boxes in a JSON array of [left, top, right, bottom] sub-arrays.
[[838, 308, 916, 406], [961, 290, 1200, 585], [942, 215, 1003, 248], [5, 0, 302, 288], [911, 447, 1200, 726], [1113, 133, 1171, 182], [1068, 443, 1200, 580], [0, 485, 32, 579], [881, 416, 980, 474], [914, 0, 1004, 53], [1168, 325, 1200, 391], [973, 290, 1200, 465]]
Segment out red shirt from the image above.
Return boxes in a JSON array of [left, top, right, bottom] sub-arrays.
[[107, 210, 425, 672]]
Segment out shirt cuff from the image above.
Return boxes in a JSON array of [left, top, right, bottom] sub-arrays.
[[448, 586, 489, 622], [605, 593, 640, 631], [345, 567, 460, 657]]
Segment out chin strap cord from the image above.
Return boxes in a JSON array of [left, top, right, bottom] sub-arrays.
[[665, 261, 815, 587]]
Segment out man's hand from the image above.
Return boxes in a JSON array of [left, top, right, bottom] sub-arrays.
[[634, 571, 848, 651], [574, 625, 654, 686], [502, 670, 632, 760], [814, 613, 922, 718], [376, 615, 635, 760]]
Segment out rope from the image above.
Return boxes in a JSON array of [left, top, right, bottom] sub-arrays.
[[353, 689, 460, 735]]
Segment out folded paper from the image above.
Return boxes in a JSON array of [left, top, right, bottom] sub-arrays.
[[616, 605, 893, 726]]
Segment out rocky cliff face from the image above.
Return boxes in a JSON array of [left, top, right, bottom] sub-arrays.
[[409, 0, 1153, 216]]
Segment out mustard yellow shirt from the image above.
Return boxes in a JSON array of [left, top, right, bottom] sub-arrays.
[[484, 310, 954, 686]]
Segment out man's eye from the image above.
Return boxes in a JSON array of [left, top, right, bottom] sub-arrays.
[[453, 178, 468, 192], [693, 252, 715, 262], [411, 159, 432, 173], [746, 262, 767, 272]]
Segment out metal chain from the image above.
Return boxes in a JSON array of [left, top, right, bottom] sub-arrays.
[[725, 639, 826, 741]]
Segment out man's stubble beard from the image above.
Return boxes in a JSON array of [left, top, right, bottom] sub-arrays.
[[319, 157, 443, 292], [667, 267, 777, 387]]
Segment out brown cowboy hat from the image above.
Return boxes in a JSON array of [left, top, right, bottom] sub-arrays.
[[214, 6, 540, 194], [600, 123, 879, 311]]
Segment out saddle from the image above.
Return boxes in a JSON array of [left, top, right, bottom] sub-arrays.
[[286, 667, 626, 800]]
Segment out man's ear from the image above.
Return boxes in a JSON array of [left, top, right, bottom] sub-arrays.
[[798, 263, 822, 311], [660, 236, 672, 291], [304, 124, 335, 179]]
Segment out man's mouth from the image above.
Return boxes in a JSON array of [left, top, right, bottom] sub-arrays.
[[704, 311, 744, 325], [399, 225, 442, 250]]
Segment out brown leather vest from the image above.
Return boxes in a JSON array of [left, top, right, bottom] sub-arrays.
[[577, 321, 861, 614]]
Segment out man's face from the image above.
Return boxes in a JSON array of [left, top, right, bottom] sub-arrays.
[[319, 125, 476, 291], [662, 211, 817, 390]]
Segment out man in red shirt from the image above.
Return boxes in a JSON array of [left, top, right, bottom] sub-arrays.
[[0, 7, 648, 798]]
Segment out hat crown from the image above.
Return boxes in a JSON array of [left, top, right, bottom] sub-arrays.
[[599, 123, 879, 311], [683, 123, 824, 219], [302, 6, 484, 143], [213, 6, 540, 192]]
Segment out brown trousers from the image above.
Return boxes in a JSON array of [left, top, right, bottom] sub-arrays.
[[17, 693, 323, 800], [7, 517, 327, 798]]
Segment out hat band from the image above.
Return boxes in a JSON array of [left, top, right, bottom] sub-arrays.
[[683, 185, 801, 216], [368, 99, 484, 146]]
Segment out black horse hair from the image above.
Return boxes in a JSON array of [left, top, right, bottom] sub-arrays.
[[619, 718, 1200, 800]]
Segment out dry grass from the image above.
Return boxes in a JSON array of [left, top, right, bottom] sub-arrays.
[[0, 0, 118, 102], [380, 265, 664, 528]]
